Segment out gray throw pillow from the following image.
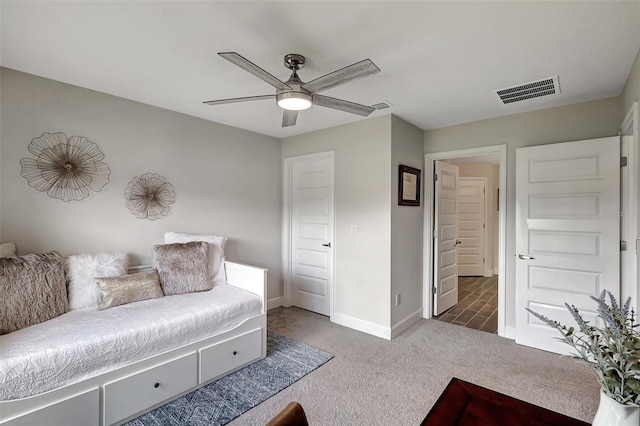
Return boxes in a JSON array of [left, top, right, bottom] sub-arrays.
[[0, 251, 68, 334], [152, 241, 210, 296], [97, 269, 164, 310]]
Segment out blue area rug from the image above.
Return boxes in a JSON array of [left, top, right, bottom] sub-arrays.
[[125, 331, 333, 426]]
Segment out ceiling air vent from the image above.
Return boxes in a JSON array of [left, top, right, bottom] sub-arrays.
[[371, 101, 392, 110], [493, 75, 560, 105]]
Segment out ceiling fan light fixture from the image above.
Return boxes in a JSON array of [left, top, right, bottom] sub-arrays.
[[207, 52, 381, 127], [276, 91, 312, 111]]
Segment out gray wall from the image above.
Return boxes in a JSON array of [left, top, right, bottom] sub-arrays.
[[0, 68, 283, 300], [424, 96, 622, 329], [282, 114, 424, 333], [390, 115, 424, 327], [282, 115, 392, 328]]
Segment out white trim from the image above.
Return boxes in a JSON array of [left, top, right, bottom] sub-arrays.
[[331, 312, 391, 340], [267, 296, 283, 310], [282, 151, 335, 318], [621, 102, 638, 313], [621, 102, 638, 136], [504, 325, 516, 340], [423, 144, 508, 338], [390, 309, 423, 339]]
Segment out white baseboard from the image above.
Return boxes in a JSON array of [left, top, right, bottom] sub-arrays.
[[391, 309, 423, 339], [269, 303, 420, 340], [331, 312, 391, 340], [267, 296, 283, 310]]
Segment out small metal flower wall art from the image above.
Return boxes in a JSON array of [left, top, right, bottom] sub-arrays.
[[20, 132, 111, 201], [124, 173, 175, 220]]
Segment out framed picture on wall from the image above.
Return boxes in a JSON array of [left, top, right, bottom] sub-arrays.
[[398, 165, 421, 206]]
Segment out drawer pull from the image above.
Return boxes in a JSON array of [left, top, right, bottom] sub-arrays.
[[154, 382, 160, 388], [233, 350, 238, 356]]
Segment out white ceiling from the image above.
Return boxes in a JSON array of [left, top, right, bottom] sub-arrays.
[[2, 1, 639, 139]]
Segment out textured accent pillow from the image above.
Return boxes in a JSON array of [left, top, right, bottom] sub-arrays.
[[164, 232, 227, 285], [97, 269, 164, 310], [65, 252, 129, 310], [0, 251, 68, 335], [152, 241, 210, 296], [0, 242, 16, 258]]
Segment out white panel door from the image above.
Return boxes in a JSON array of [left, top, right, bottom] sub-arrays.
[[434, 161, 460, 315], [458, 178, 486, 276], [515, 136, 620, 354], [291, 155, 334, 316]]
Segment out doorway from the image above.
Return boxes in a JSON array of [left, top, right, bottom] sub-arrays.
[[435, 158, 500, 333], [423, 145, 507, 336], [282, 151, 335, 317], [436, 276, 498, 333]]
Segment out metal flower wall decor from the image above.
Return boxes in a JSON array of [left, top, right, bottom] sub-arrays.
[[124, 173, 175, 220], [20, 132, 111, 201]]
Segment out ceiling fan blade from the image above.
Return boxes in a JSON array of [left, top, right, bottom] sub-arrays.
[[203, 94, 275, 106], [282, 110, 298, 127], [301, 59, 380, 94], [313, 94, 375, 117], [218, 52, 291, 91]]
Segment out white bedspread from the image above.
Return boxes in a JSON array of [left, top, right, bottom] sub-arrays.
[[0, 284, 262, 400]]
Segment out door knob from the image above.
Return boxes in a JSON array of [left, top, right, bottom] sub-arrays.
[[322, 242, 332, 248], [454, 240, 462, 246], [518, 252, 535, 260]]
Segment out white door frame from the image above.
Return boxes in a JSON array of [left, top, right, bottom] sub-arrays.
[[282, 151, 335, 318], [621, 102, 638, 312], [423, 144, 507, 336]]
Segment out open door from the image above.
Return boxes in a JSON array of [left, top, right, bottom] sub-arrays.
[[515, 136, 620, 354], [433, 160, 460, 315]]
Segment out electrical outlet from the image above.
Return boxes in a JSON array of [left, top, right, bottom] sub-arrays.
[[395, 293, 401, 306], [350, 225, 357, 236]]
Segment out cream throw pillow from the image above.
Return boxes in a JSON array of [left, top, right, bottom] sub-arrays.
[[152, 241, 210, 296], [65, 252, 129, 310], [97, 270, 163, 310], [164, 232, 227, 284]]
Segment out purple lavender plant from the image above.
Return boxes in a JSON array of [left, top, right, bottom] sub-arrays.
[[526, 290, 640, 406]]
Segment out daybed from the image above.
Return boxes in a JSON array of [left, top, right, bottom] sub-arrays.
[[0, 237, 267, 426]]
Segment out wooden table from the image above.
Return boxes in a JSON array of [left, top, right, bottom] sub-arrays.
[[421, 378, 590, 426]]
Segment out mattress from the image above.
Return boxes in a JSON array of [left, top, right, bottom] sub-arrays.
[[0, 284, 262, 400]]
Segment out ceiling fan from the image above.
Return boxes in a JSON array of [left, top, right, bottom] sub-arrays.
[[203, 52, 380, 127]]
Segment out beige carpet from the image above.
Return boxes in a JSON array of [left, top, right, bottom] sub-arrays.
[[229, 307, 599, 425]]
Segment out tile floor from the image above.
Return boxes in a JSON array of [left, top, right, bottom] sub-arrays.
[[436, 275, 498, 333]]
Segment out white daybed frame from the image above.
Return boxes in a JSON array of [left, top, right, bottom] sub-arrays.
[[0, 261, 267, 426]]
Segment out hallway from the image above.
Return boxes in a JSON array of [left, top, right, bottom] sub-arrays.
[[436, 275, 498, 333]]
